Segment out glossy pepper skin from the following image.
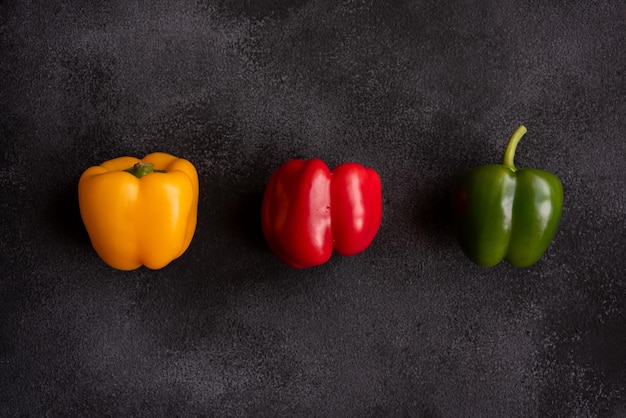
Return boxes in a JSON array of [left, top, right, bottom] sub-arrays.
[[450, 126, 563, 267], [78, 152, 199, 270], [261, 158, 382, 268]]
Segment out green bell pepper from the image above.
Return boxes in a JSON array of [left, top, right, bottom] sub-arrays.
[[450, 125, 563, 267]]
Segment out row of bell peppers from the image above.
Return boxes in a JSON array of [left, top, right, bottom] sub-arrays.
[[78, 125, 563, 271]]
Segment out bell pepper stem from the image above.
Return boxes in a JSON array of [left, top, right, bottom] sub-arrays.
[[503, 125, 527, 172], [125, 162, 165, 178]]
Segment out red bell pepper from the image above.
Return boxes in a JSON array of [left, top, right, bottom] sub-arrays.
[[261, 158, 382, 268]]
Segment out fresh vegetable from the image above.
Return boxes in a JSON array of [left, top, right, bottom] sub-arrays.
[[78, 152, 199, 270], [450, 125, 563, 267], [262, 158, 382, 268]]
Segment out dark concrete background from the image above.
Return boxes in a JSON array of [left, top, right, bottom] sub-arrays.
[[1, 0, 625, 416]]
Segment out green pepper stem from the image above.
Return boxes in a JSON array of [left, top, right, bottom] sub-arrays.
[[503, 125, 527, 172], [124, 162, 164, 178]]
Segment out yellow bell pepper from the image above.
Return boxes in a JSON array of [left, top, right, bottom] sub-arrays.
[[78, 152, 199, 270]]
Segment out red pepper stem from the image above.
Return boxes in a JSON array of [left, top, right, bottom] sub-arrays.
[[125, 162, 164, 178], [503, 125, 527, 172]]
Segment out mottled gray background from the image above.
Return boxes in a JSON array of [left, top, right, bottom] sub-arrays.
[[1, 0, 625, 416]]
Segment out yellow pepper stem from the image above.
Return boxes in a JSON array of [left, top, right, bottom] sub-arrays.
[[125, 162, 164, 178], [503, 125, 527, 172]]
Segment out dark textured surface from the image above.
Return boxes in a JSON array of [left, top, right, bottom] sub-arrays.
[[1, 0, 625, 416]]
